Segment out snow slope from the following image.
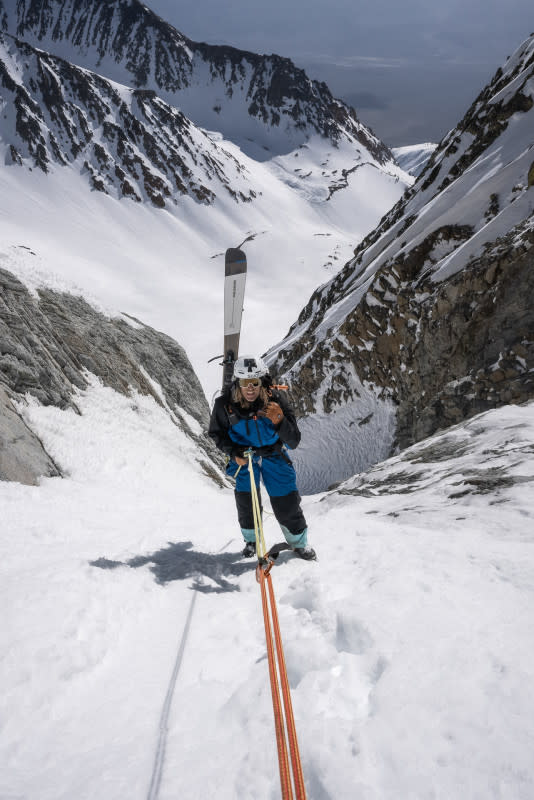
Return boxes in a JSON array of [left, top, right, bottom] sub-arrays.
[[0, 1, 411, 402], [0, 137, 408, 400], [391, 143, 437, 177], [1, 373, 533, 799]]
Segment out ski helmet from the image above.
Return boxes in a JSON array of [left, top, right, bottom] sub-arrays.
[[233, 355, 268, 381]]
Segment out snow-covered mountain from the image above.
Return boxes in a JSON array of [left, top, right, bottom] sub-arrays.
[[0, 24, 405, 210], [0, 0, 402, 209], [267, 34, 534, 492], [0, 1, 410, 398], [0, 0, 390, 163], [0, 31, 256, 206]]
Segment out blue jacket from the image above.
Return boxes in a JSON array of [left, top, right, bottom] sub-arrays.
[[208, 389, 301, 459]]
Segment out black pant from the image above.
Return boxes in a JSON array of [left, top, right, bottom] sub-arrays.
[[235, 488, 307, 534]]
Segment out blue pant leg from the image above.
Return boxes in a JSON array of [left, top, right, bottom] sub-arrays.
[[260, 456, 308, 546], [260, 453, 298, 496]]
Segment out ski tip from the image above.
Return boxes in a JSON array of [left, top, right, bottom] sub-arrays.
[[225, 247, 246, 264]]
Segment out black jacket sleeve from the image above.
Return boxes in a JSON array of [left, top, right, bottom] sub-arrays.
[[272, 391, 302, 450], [208, 397, 244, 458]]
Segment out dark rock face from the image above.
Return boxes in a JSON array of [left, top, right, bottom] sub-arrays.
[[393, 231, 534, 447], [274, 219, 534, 448], [334, 222, 533, 448], [0, 0, 391, 162], [0, 31, 254, 206], [0, 267, 225, 484], [268, 34, 534, 462]]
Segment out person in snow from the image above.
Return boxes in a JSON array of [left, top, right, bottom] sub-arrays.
[[209, 355, 316, 560]]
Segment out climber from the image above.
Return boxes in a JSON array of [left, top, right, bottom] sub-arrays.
[[208, 355, 316, 560]]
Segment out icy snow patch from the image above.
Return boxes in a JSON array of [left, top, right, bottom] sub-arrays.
[[293, 390, 396, 495]]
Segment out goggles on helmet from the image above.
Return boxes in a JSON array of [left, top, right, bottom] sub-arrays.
[[239, 377, 261, 388]]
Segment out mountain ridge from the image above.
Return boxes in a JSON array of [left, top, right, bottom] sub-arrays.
[[0, 29, 257, 206], [266, 33, 534, 492], [0, 0, 391, 163]]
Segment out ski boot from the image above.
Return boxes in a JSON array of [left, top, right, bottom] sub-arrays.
[[242, 541, 256, 558], [294, 546, 317, 561]]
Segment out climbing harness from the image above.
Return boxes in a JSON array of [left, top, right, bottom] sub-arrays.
[[245, 449, 307, 800]]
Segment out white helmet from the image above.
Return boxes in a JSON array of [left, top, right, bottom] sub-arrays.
[[233, 355, 268, 381]]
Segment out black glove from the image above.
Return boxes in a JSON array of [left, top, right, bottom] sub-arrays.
[[231, 445, 246, 460]]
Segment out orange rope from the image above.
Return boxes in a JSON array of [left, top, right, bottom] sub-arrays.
[[266, 574, 307, 800], [259, 570, 294, 800], [258, 567, 307, 800]]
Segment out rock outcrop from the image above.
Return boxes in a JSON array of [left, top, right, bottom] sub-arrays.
[[0, 384, 61, 484], [0, 267, 224, 485]]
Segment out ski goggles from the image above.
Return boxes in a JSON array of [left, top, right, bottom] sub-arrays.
[[239, 378, 261, 388]]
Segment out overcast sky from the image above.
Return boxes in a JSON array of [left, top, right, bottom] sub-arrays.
[[147, 0, 533, 146]]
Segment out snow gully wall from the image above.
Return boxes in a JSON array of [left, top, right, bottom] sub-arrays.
[[267, 34, 534, 483], [0, 266, 224, 485]]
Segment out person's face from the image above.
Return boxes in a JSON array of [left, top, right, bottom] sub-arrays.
[[240, 378, 261, 403]]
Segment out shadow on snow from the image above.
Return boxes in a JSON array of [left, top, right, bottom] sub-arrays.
[[90, 540, 259, 593]]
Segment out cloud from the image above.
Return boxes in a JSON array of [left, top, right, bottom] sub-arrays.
[[344, 91, 389, 110], [299, 53, 407, 69]]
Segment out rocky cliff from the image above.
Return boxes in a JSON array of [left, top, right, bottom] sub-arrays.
[[0, 30, 256, 206], [0, 265, 225, 485], [266, 34, 534, 490]]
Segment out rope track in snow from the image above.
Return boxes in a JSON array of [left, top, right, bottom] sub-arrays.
[[146, 538, 236, 800]]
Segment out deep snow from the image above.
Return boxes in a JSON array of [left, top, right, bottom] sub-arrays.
[[1, 376, 533, 799]]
